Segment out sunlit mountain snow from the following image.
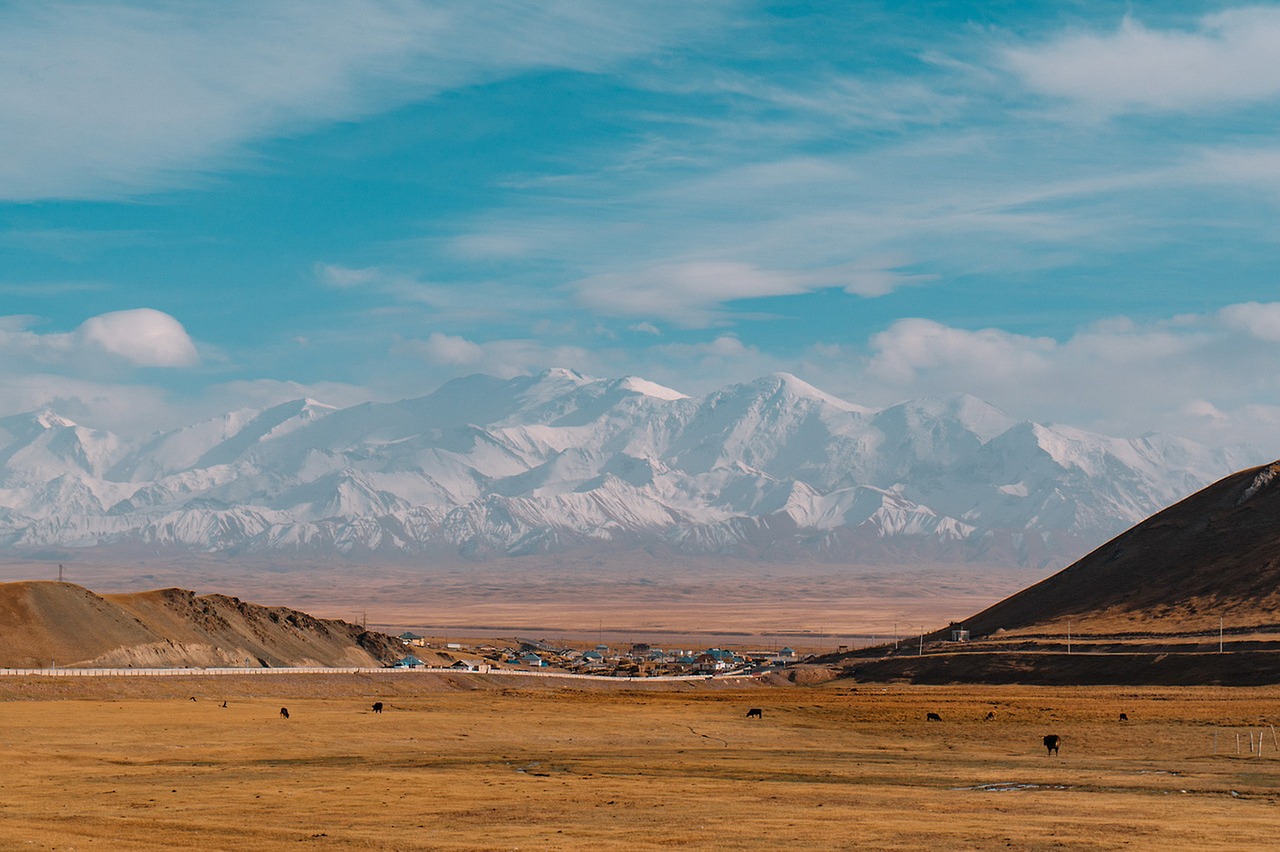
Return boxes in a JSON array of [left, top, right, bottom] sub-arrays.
[[0, 370, 1251, 566]]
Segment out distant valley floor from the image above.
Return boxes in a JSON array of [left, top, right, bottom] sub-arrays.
[[0, 553, 1042, 650]]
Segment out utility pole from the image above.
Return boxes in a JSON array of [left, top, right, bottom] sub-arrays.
[[57, 563, 64, 582], [918, 626, 924, 656]]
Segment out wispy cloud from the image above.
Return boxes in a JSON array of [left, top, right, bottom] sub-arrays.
[[314, 263, 565, 323], [0, 0, 734, 200], [566, 258, 930, 325]]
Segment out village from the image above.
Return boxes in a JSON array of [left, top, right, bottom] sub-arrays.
[[390, 632, 803, 677]]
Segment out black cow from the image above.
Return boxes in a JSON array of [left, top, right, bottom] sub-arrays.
[[746, 708, 763, 719], [280, 707, 290, 720], [926, 712, 942, 722], [1043, 734, 1060, 756], [984, 711, 996, 721], [372, 702, 384, 714], [1119, 712, 1128, 722]]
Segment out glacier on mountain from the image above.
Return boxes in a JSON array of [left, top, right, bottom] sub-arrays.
[[0, 371, 1249, 566]]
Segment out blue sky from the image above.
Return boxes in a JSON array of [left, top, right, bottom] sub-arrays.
[[5, 1, 1280, 453]]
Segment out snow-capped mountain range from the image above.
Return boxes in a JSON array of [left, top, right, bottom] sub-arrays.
[[0, 369, 1251, 566]]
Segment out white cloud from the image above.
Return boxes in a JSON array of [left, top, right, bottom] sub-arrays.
[[868, 319, 1055, 385], [568, 259, 925, 324], [0, 309, 197, 369], [842, 305, 1280, 456], [1219, 301, 1280, 342], [419, 332, 486, 366], [316, 264, 383, 290], [76, 309, 198, 367], [570, 262, 810, 323], [0, 1, 732, 200], [1003, 9, 1280, 115]]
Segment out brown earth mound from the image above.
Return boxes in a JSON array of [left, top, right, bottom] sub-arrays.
[[0, 581, 401, 668], [951, 460, 1280, 639]]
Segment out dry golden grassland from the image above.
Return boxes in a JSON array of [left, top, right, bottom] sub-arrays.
[[1, 674, 1278, 850]]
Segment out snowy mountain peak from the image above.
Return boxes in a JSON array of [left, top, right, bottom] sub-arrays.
[[877, 393, 1017, 444], [0, 370, 1254, 566], [33, 410, 77, 430], [297, 398, 338, 415], [749, 372, 864, 412], [0, 408, 77, 436], [612, 376, 688, 400]]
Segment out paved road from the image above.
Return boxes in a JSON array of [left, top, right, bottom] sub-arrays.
[[0, 665, 759, 682]]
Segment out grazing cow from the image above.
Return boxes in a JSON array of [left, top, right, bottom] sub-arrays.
[[220, 701, 227, 708], [280, 707, 290, 720], [1119, 712, 1128, 722], [189, 696, 197, 702], [984, 711, 996, 721], [372, 702, 384, 714], [1043, 734, 1060, 756], [746, 708, 763, 719], [926, 712, 942, 722]]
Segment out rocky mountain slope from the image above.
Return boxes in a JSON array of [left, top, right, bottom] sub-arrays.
[[0, 369, 1251, 566], [0, 581, 401, 668]]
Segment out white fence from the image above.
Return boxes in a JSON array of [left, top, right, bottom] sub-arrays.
[[0, 665, 757, 682]]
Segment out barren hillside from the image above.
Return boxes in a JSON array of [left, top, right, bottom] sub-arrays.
[[0, 581, 401, 668], [955, 460, 1280, 638]]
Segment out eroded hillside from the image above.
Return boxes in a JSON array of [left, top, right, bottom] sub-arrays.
[[0, 581, 401, 668]]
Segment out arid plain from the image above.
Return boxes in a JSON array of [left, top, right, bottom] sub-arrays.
[[2, 674, 1278, 851], [0, 556, 1038, 651]]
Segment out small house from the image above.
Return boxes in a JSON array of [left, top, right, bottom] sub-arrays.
[[450, 659, 490, 673]]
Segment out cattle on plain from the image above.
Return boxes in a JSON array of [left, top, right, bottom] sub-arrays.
[[984, 711, 996, 721], [280, 707, 290, 720], [1119, 712, 1128, 721], [1043, 734, 1061, 756], [746, 708, 763, 719], [372, 702, 384, 714], [926, 712, 942, 722]]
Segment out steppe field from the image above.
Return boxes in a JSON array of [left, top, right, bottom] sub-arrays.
[[2, 674, 1278, 851]]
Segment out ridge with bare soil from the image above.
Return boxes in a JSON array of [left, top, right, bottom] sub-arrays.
[[0, 580, 400, 668]]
